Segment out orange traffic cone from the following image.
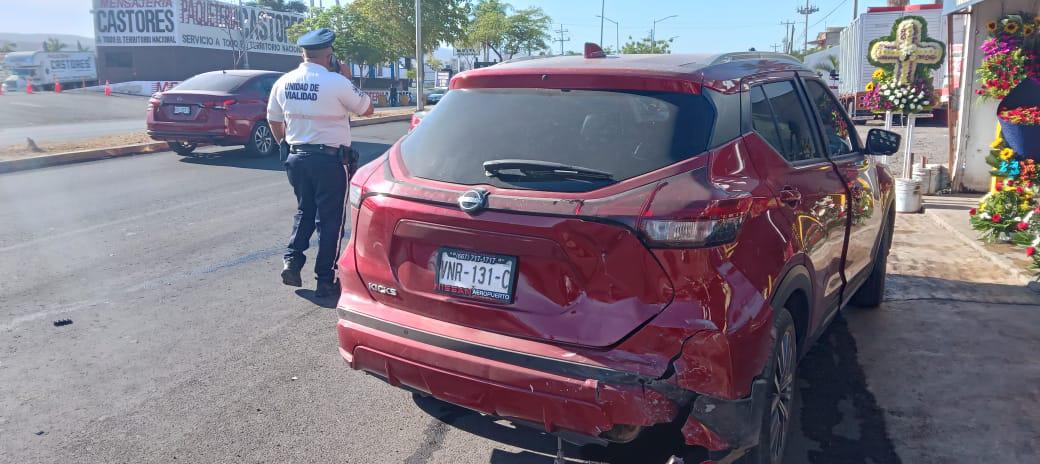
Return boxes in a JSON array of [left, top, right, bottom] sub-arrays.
[[54, 81, 61, 93], [26, 82, 33, 94], [104, 80, 111, 96]]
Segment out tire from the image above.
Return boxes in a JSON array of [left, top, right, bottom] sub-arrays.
[[246, 121, 277, 157], [167, 141, 197, 156], [745, 308, 797, 464], [850, 213, 894, 308]]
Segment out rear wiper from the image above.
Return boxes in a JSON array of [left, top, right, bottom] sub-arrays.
[[483, 159, 614, 181]]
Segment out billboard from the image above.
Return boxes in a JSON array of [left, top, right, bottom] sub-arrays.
[[93, 0, 304, 56]]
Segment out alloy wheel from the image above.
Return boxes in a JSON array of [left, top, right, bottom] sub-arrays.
[[769, 326, 796, 462], [255, 124, 273, 154]]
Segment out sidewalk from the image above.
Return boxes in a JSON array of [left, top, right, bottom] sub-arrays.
[[841, 206, 1040, 463], [922, 194, 1035, 285]]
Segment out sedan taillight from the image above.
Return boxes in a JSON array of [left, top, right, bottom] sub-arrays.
[[638, 197, 752, 248], [203, 99, 237, 110]]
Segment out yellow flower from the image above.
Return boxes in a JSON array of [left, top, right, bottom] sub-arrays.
[[872, 69, 885, 80], [1001, 147, 1015, 160], [865, 82, 875, 92], [1005, 21, 1021, 34], [1025, 24, 1036, 36], [996, 124, 1003, 139], [987, 21, 999, 33], [991, 137, 1004, 149]]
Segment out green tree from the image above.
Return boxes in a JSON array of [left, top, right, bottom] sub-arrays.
[[813, 54, 840, 73], [0, 42, 16, 53], [355, 0, 469, 58], [247, 0, 308, 13], [76, 40, 91, 52], [503, 7, 550, 58], [43, 38, 68, 52], [465, 0, 510, 61], [289, 5, 394, 88], [621, 33, 672, 54]]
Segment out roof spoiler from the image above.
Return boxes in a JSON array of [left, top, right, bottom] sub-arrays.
[[710, 52, 803, 66]]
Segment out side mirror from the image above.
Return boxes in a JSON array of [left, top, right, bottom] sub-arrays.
[[865, 128, 901, 156]]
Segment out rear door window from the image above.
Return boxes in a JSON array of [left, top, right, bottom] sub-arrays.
[[754, 81, 821, 163], [400, 88, 715, 192]]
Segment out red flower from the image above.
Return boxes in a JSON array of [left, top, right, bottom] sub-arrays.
[[1018, 222, 1029, 230], [996, 180, 1004, 190], [1028, 247, 1037, 257], [970, 208, 978, 215], [993, 214, 1003, 222], [1018, 186, 1025, 193]]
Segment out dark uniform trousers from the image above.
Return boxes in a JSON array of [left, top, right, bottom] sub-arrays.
[[284, 149, 347, 283]]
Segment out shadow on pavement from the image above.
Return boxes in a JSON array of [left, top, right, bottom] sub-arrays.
[[786, 313, 902, 464], [293, 288, 337, 309], [175, 141, 391, 172], [407, 311, 901, 464]]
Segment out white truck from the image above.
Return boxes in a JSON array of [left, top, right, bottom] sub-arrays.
[[837, 3, 963, 123], [1, 51, 97, 92]]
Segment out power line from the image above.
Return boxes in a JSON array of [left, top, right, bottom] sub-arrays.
[[811, 0, 850, 29], [796, 1, 820, 51]]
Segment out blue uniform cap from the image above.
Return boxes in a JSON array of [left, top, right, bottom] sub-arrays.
[[297, 28, 336, 50]]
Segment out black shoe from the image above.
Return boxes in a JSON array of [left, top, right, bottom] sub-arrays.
[[281, 258, 303, 287], [315, 280, 340, 298]]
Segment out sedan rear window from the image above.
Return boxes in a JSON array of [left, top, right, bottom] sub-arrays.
[[400, 88, 714, 192], [174, 72, 252, 92]]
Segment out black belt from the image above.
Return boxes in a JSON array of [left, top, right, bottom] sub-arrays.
[[290, 144, 348, 156]]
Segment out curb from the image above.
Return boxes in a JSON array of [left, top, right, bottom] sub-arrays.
[[0, 142, 169, 174], [0, 114, 411, 174], [352, 113, 412, 127], [924, 210, 1034, 285]]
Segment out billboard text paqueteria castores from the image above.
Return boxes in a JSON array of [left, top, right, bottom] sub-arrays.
[[93, 0, 304, 56]]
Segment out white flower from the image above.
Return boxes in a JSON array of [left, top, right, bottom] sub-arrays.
[[924, 100, 930, 105]]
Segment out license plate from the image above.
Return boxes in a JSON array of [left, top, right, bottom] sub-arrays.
[[173, 105, 191, 115], [435, 248, 517, 303]]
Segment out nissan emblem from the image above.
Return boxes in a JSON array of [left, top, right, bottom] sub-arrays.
[[458, 189, 488, 214]]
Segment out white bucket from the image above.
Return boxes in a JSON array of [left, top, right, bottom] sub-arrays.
[[912, 166, 934, 194], [895, 178, 922, 213], [928, 166, 942, 193]]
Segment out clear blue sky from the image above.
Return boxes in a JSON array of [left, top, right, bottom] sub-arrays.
[[2, 0, 898, 53]]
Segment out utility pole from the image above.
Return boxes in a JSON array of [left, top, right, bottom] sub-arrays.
[[599, 0, 605, 46], [597, 15, 619, 53], [780, 20, 796, 54], [415, 0, 423, 111], [771, 44, 781, 52], [797, 1, 819, 52], [652, 15, 677, 54], [853, 0, 858, 20], [554, 24, 570, 55]]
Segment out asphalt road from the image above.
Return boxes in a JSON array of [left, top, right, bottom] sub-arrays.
[[3, 120, 1021, 464], [0, 92, 146, 147]]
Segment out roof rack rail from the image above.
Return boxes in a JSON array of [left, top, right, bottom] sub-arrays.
[[709, 52, 804, 66]]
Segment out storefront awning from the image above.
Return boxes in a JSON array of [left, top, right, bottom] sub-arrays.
[[944, 0, 985, 15]]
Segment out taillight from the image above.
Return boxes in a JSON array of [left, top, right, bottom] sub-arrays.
[[148, 96, 160, 111], [203, 99, 237, 109], [409, 113, 422, 130]]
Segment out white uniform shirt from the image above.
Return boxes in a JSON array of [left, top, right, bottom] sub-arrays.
[[267, 62, 372, 147]]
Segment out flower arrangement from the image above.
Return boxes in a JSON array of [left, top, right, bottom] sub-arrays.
[[976, 14, 1040, 100], [999, 106, 1040, 125], [861, 69, 934, 114], [970, 184, 1036, 242]]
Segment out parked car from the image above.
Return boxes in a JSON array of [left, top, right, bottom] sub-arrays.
[[426, 88, 447, 104], [335, 48, 900, 463], [146, 70, 282, 157]]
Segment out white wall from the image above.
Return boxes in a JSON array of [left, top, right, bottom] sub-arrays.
[[955, 0, 1040, 192]]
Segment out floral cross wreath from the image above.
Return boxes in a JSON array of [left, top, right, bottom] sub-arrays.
[[868, 16, 946, 85]]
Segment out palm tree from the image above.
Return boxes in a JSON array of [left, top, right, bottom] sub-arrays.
[[43, 38, 68, 52], [76, 40, 91, 52], [813, 54, 840, 74]]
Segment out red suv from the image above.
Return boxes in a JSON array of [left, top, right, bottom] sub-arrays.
[[336, 49, 900, 463], [147, 70, 282, 157]]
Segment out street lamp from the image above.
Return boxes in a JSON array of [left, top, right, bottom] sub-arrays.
[[652, 15, 677, 53], [599, 0, 605, 47], [596, 15, 619, 53]]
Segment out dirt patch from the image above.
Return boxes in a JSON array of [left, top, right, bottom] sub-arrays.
[[0, 132, 156, 160]]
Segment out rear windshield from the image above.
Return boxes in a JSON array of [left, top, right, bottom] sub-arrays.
[[174, 72, 251, 92], [400, 88, 715, 192]]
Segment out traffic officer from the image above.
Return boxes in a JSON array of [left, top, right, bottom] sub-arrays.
[[268, 28, 374, 298]]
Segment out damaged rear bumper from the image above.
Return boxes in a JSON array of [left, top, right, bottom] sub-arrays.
[[337, 307, 765, 454]]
